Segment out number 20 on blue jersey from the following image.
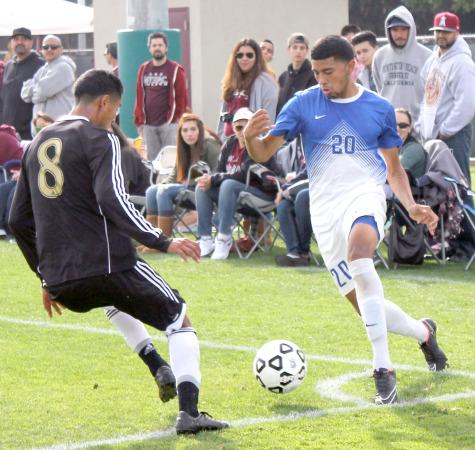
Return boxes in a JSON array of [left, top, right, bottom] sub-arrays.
[[331, 135, 355, 154]]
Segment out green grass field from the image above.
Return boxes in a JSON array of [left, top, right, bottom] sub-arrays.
[[1, 240, 474, 449]]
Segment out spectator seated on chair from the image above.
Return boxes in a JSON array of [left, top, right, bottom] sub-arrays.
[[141, 113, 221, 252], [196, 107, 281, 261], [0, 124, 23, 182], [0, 123, 25, 237], [275, 168, 312, 267], [385, 108, 426, 200]]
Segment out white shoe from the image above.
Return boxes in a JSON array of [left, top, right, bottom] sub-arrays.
[[211, 235, 232, 260], [199, 236, 214, 257]]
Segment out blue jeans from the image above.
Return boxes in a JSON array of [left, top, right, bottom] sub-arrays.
[[445, 123, 473, 207], [196, 178, 274, 236], [145, 183, 184, 216], [0, 180, 16, 232], [276, 188, 312, 254]]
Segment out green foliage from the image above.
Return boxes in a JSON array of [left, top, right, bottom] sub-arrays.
[[1, 241, 474, 449]]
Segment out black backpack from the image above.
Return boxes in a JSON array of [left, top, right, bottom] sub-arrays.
[[388, 218, 425, 265]]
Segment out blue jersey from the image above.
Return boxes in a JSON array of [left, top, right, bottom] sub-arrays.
[[270, 85, 402, 229]]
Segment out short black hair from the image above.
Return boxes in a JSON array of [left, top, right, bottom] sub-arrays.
[[311, 35, 355, 62], [105, 42, 117, 59], [262, 38, 274, 46], [351, 30, 378, 47], [148, 31, 168, 47], [340, 24, 361, 36], [74, 69, 123, 103]]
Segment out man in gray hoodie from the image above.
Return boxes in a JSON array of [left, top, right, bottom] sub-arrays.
[[416, 12, 475, 195], [372, 6, 431, 120], [21, 35, 76, 136]]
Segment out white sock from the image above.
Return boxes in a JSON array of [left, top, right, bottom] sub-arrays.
[[349, 258, 392, 370], [104, 307, 151, 353], [217, 233, 231, 241], [168, 327, 201, 387], [384, 299, 428, 343]]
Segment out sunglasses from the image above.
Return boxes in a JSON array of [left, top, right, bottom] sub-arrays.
[[234, 125, 245, 131], [236, 52, 255, 60], [397, 122, 410, 129], [42, 44, 61, 50]]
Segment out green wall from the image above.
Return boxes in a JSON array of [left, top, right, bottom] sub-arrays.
[[117, 29, 181, 138]]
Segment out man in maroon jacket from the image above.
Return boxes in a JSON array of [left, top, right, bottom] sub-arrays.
[[134, 31, 188, 161]]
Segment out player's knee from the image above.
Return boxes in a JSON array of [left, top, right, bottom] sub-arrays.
[[347, 243, 374, 262]]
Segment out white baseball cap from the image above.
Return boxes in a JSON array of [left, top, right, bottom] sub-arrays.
[[233, 107, 253, 123]]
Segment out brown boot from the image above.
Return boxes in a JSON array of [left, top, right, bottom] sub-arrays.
[[157, 216, 174, 237], [146, 214, 158, 227]]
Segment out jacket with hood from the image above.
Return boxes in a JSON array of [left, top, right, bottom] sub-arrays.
[[372, 6, 431, 119], [416, 36, 475, 140], [133, 59, 188, 128], [21, 55, 76, 123], [0, 51, 44, 140]]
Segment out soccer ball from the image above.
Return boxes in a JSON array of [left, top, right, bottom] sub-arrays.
[[253, 340, 307, 393]]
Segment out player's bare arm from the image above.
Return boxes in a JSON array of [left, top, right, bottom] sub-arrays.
[[244, 109, 285, 162], [383, 147, 438, 235]]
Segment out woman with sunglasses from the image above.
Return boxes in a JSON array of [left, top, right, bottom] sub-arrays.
[[395, 108, 426, 179], [217, 38, 278, 141]]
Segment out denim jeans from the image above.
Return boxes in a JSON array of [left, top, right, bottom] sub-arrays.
[[196, 178, 274, 236], [0, 180, 17, 232], [145, 183, 183, 216], [445, 123, 473, 207], [276, 188, 312, 254]]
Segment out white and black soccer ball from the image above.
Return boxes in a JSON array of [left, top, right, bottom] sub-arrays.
[[253, 340, 307, 394]]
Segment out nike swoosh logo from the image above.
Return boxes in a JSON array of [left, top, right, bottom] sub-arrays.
[[365, 323, 378, 327], [315, 114, 326, 120]]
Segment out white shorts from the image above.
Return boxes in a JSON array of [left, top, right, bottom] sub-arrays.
[[314, 191, 387, 296]]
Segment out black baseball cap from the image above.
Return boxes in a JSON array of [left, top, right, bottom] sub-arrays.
[[12, 27, 33, 39], [387, 16, 410, 29]]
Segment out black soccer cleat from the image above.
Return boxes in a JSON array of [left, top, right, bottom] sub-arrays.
[[175, 411, 230, 435], [419, 319, 448, 372], [373, 368, 398, 405], [154, 366, 177, 403]]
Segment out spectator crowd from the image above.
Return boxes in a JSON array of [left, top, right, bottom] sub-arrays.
[[1, 5, 474, 265]]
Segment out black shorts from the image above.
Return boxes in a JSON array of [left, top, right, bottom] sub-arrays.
[[47, 260, 185, 331]]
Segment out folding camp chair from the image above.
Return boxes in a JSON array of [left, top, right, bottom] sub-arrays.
[[444, 176, 475, 271], [232, 165, 284, 259], [172, 162, 211, 238]]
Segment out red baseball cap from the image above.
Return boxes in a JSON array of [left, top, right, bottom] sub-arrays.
[[430, 12, 460, 32]]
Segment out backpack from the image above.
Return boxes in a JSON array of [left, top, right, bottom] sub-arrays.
[[388, 218, 425, 265], [388, 218, 426, 265]]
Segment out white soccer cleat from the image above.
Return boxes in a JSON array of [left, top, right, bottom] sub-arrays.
[[199, 236, 214, 257], [211, 236, 232, 260]]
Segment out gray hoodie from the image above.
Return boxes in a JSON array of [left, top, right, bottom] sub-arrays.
[[372, 6, 431, 119], [416, 36, 475, 140], [21, 55, 76, 123]]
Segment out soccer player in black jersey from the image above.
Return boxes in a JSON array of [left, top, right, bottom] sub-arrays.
[[9, 69, 229, 434]]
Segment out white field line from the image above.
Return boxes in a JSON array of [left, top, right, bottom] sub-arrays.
[[32, 390, 475, 450], [2, 315, 474, 449], [2, 315, 475, 378]]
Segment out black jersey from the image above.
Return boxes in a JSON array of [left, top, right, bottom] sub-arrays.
[[9, 116, 171, 286]]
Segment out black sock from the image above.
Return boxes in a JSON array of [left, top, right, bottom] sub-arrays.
[[178, 381, 199, 417], [138, 343, 169, 376]]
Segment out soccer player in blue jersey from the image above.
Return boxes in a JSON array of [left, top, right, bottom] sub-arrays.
[[244, 36, 448, 405]]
